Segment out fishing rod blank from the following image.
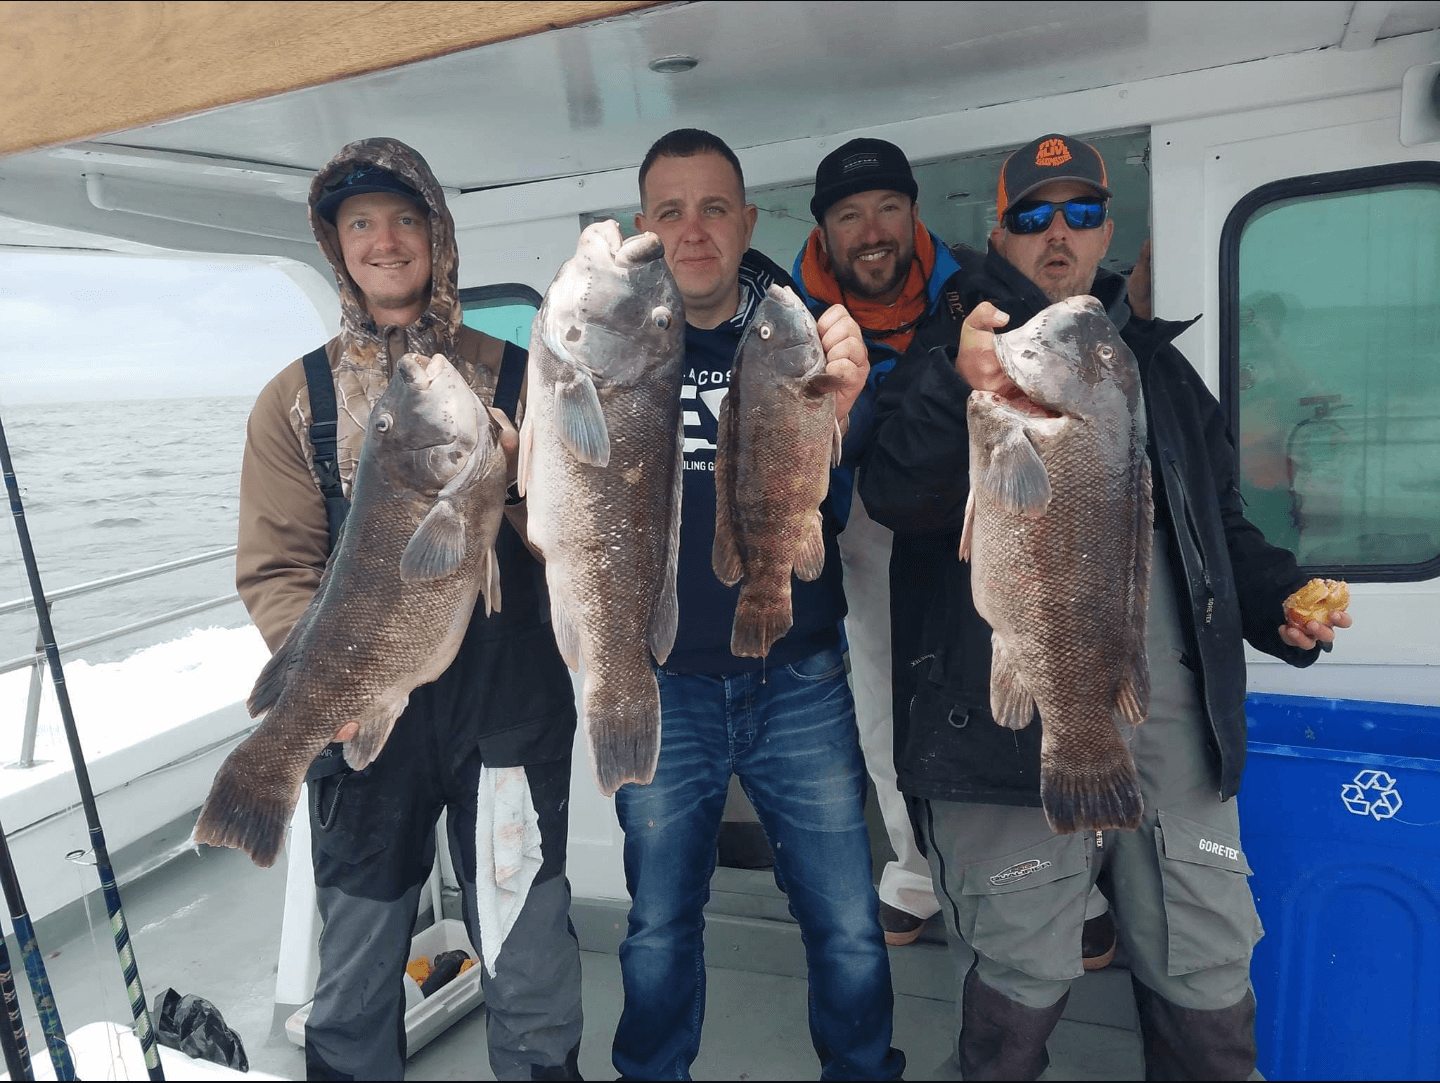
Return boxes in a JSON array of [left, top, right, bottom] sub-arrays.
[[0, 932, 32, 1082], [0, 822, 73, 1081], [0, 415, 164, 1082]]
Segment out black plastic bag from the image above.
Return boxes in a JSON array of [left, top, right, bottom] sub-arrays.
[[152, 987, 249, 1072]]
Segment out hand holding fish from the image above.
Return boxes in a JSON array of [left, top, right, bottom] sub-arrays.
[[487, 406, 519, 485], [956, 302, 1018, 396], [1279, 609, 1353, 650], [816, 304, 869, 426]]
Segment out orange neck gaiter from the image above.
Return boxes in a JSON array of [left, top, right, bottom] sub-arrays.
[[801, 220, 935, 353]]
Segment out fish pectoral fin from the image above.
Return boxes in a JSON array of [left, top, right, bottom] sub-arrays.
[[803, 371, 846, 399], [478, 547, 503, 617], [343, 697, 407, 771], [517, 410, 534, 498], [982, 428, 1052, 516], [550, 593, 581, 672], [554, 374, 611, 467], [989, 636, 1036, 730], [711, 392, 744, 587], [830, 417, 843, 468], [399, 500, 466, 582], [1116, 651, 1150, 726], [792, 510, 826, 582], [959, 489, 976, 562], [650, 414, 684, 665]]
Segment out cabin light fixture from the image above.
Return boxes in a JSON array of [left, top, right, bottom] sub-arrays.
[[649, 55, 699, 74], [946, 191, 971, 200]]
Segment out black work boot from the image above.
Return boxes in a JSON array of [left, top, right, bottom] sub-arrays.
[[1131, 977, 1258, 1080], [958, 963, 1070, 1081]]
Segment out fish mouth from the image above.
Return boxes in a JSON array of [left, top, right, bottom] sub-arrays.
[[397, 352, 449, 390], [617, 231, 665, 267]]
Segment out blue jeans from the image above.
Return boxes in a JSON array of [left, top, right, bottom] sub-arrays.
[[611, 647, 905, 1081]]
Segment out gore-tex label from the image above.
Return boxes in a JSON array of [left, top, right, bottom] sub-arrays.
[[1198, 838, 1239, 862]]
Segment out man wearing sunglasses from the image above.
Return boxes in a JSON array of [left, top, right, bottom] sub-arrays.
[[858, 133, 1351, 1079]]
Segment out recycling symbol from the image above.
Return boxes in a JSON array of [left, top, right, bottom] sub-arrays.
[[1340, 769, 1403, 820]]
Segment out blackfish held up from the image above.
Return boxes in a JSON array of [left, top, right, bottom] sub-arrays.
[[195, 352, 509, 866], [961, 296, 1153, 834]]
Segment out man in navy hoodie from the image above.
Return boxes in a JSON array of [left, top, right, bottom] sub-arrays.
[[791, 138, 964, 949], [609, 128, 905, 1082]]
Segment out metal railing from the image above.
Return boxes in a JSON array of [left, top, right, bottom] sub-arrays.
[[2, 545, 241, 769]]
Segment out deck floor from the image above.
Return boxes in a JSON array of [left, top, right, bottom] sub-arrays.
[[13, 842, 1143, 1080]]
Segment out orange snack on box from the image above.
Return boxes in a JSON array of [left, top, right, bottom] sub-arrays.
[[406, 958, 432, 985], [1283, 578, 1350, 628]]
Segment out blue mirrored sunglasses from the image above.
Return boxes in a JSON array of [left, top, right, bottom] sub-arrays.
[[1004, 197, 1108, 235]]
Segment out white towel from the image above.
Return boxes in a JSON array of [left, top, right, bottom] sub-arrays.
[[473, 765, 542, 976]]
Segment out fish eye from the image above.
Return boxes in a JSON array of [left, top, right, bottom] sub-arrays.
[[374, 412, 393, 434], [1098, 345, 1115, 360], [652, 306, 672, 330], [758, 323, 772, 340]]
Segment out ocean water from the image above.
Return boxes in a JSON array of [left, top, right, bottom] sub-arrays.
[[0, 395, 270, 767]]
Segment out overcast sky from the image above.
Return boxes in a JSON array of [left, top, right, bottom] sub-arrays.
[[0, 253, 329, 405]]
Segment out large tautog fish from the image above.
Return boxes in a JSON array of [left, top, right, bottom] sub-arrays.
[[713, 283, 842, 657], [960, 295, 1153, 834], [518, 220, 684, 795], [196, 352, 508, 867]]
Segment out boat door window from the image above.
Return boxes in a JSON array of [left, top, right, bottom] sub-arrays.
[[459, 284, 543, 349], [1220, 165, 1440, 582]]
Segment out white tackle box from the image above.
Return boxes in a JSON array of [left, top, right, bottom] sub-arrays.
[[285, 918, 486, 1056]]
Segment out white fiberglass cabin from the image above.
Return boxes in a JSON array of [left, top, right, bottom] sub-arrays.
[[1, 2, 1438, 1079]]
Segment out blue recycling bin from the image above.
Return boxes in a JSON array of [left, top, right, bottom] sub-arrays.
[[1241, 693, 1440, 1081]]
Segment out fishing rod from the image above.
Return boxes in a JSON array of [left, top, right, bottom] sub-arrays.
[[0, 932, 32, 1082], [0, 414, 164, 1081], [0, 821, 73, 1080]]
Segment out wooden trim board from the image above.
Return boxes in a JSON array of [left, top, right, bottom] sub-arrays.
[[0, 1, 662, 158]]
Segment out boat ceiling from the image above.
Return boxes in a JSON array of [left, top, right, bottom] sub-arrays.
[[3, 0, 1439, 259]]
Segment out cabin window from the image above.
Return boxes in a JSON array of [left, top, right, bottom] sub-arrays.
[[1220, 164, 1440, 582], [460, 284, 543, 349]]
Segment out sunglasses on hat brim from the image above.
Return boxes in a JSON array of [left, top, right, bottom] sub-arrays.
[[1003, 197, 1108, 235]]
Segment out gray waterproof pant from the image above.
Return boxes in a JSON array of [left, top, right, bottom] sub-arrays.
[[305, 752, 582, 1081], [918, 532, 1263, 1049]]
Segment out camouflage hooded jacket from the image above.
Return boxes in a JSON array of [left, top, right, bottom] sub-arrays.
[[236, 138, 510, 651]]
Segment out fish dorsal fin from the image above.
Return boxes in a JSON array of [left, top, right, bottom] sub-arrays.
[[959, 489, 976, 562], [649, 413, 684, 664], [400, 499, 466, 582], [550, 593, 581, 672], [343, 697, 408, 771], [554, 373, 610, 467], [1116, 455, 1154, 726], [477, 546, 503, 617], [982, 427, 1052, 516], [247, 631, 302, 717], [989, 635, 1037, 731], [711, 391, 744, 587], [792, 510, 826, 582]]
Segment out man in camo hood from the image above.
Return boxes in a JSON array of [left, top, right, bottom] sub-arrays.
[[237, 138, 583, 1081]]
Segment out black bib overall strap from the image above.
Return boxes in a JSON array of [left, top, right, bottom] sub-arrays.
[[301, 345, 350, 551], [493, 340, 526, 419]]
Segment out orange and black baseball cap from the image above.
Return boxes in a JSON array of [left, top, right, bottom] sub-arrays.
[[996, 134, 1111, 220]]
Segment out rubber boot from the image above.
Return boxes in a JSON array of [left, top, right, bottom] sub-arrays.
[[958, 963, 1070, 1081], [1131, 977, 1257, 1081]]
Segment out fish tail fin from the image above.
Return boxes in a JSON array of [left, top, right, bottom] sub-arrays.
[[731, 576, 793, 659], [1040, 734, 1143, 834], [585, 667, 661, 796], [193, 745, 296, 868]]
